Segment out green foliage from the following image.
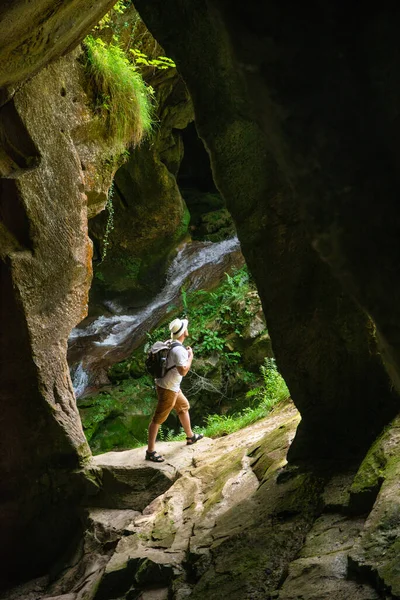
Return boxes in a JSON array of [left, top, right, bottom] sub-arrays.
[[183, 266, 260, 356], [83, 35, 154, 154], [130, 48, 176, 70], [245, 358, 289, 407], [159, 425, 185, 442], [144, 266, 263, 374], [96, 0, 129, 30], [200, 331, 225, 353], [181, 285, 189, 316]]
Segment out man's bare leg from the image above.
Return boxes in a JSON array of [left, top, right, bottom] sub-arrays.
[[178, 410, 194, 439], [147, 421, 160, 453]]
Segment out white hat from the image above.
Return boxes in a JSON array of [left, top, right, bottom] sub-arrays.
[[169, 318, 188, 340]]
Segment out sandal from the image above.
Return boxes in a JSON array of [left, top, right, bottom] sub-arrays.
[[186, 433, 204, 445], [145, 450, 165, 463]]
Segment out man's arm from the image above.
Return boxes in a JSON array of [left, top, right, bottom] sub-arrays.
[[176, 347, 193, 376]]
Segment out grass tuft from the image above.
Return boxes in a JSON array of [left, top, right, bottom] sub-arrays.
[[83, 35, 154, 154]]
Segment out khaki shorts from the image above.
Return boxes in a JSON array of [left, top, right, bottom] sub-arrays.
[[152, 386, 190, 425]]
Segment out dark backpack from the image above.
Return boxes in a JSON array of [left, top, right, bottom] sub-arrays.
[[145, 340, 181, 378]]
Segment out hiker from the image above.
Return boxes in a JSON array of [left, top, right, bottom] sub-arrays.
[[146, 317, 203, 462]]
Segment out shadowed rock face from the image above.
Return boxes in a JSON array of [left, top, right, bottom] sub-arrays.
[[0, 46, 120, 585], [133, 0, 400, 461], [0, 0, 116, 90]]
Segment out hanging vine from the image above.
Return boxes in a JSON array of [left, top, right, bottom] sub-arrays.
[[101, 182, 115, 262]]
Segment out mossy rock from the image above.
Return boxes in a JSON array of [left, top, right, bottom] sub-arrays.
[[108, 350, 147, 382], [241, 333, 274, 373], [195, 208, 236, 242], [183, 189, 225, 217], [78, 375, 157, 453]]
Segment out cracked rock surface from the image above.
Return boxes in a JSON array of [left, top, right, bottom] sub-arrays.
[[3, 401, 399, 599]]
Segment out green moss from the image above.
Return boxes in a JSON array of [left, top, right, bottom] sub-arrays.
[[350, 439, 386, 497], [94, 255, 143, 290], [199, 208, 236, 242], [95, 270, 105, 282], [172, 204, 191, 242], [76, 441, 93, 465], [201, 449, 244, 513]]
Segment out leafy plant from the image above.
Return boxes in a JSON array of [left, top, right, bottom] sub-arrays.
[[181, 285, 189, 317], [130, 48, 176, 70], [200, 331, 225, 353], [245, 358, 289, 407]]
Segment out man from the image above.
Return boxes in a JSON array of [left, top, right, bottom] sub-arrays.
[[146, 317, 203, 462]]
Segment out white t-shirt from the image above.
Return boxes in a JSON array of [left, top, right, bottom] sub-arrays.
[[155, 342, 189, 392]]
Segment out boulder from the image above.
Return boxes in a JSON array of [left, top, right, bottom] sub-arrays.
[[349, 415, 400, 596]]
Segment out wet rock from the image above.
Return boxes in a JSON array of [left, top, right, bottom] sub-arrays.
[[69, 237, 244, 399]]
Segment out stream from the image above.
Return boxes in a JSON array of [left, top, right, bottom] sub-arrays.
[[68, 237, 243, 398]]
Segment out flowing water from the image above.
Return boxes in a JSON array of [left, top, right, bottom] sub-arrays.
[[69, 237, 242, 397]]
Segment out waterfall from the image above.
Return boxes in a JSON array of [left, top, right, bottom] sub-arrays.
[[71, 236, 240, 348], [72, 362, 89, 399]]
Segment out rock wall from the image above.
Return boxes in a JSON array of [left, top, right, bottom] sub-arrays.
[[133, 0, 400, 462], [0, 46, 118, 585], [89, 65, 194, 307], [0, 0, 116, 89]]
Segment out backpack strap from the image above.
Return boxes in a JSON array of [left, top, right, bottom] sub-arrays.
[[163, 341, 184, 375]]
